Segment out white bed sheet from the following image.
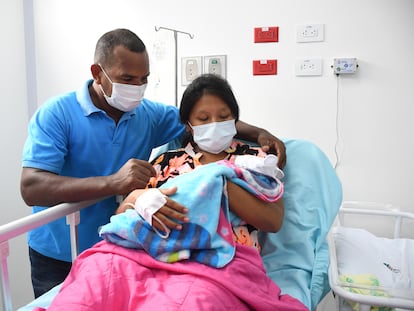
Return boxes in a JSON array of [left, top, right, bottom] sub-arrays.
[[333, 226, 414, 299]]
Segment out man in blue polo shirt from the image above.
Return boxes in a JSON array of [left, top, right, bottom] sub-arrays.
[[20, 28, 286, 298]]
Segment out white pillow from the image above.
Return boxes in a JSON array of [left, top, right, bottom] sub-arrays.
[[333, 226, 414, 299]]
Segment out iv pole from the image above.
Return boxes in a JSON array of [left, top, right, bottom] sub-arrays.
[[155, 26, 194, 107]]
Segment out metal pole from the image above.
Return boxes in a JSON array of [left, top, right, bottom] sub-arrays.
[[155, 26, 194, 107]]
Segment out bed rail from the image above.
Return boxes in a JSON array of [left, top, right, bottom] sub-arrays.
[[328, 201, 414, 310], [0, 198, 103, 311]]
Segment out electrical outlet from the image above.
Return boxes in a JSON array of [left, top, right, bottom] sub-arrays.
[[296, 24, 324, 42], [204, 55, 227, 78], [181, 56, 202, 85], [295, 59, 323, 76]]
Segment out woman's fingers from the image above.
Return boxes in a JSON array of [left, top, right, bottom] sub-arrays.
[[153, 199, 189, 231]]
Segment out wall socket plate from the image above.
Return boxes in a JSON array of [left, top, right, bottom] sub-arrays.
[[296, 24, 324, 42], [204, 55, 227, 78], [181, 56, 202, 85], [295, 59, 323, 76]]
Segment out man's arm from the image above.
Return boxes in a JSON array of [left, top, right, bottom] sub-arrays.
[[20, 159, 156, 207], [235, 120, 286, 169]]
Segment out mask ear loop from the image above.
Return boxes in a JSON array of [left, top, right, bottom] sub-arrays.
[[98, 64, 114, 83]]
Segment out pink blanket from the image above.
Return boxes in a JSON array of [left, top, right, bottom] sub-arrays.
[[35, 241, 308, 310]]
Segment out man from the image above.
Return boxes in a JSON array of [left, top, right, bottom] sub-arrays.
[[20, 28, 286, 298]]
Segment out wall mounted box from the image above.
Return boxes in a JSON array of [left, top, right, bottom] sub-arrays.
[[253, 59, 277, 75], [254, 27, 279, 43]]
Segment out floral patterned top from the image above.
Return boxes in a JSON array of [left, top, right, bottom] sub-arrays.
[[148, 140, 269, 252]]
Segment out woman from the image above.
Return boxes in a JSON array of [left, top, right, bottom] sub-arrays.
[[37, 74, 307, 311], [114, 73, 285, 254]]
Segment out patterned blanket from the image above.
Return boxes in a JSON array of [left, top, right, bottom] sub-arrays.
[[99, 160, 283, 267]]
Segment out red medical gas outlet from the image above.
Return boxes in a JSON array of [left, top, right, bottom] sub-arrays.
[[253, 59, 277, 75], [254, 27, 279, 43]]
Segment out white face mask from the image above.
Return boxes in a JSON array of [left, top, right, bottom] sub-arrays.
[[99, 66, 147, 112], [190, 119, 236, 154]]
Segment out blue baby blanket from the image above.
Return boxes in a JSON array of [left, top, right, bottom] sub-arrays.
[[99, 160, 282, 268]]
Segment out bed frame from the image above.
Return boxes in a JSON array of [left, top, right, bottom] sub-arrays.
[[0, 199, 101, 311], [328, 201, 414, 310]]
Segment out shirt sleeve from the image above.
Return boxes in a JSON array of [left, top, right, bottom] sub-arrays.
[[143, 101, 185, 148], [22, 100, 68, 174]]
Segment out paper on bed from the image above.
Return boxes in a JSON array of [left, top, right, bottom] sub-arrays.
[[259, 139, 342, 311]]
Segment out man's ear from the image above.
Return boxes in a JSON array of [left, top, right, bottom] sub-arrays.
[[91, 64, 102, 83]]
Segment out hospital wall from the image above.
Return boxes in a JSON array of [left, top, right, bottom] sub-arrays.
[[1, 0, 413, 308]]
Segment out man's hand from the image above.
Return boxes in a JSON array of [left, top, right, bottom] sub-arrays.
[[257, 132, 286, 169], [110, 159, 157, 195]]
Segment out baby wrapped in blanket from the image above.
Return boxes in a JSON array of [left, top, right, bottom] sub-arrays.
[[99, 154, 283, 268]]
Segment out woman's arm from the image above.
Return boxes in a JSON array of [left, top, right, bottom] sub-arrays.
[[226, 181, 284, 232]]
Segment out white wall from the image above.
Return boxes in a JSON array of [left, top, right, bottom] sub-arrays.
[[0, 0, 32, 309], [30, 0, 414, 209], [2, 0, 413, 308]]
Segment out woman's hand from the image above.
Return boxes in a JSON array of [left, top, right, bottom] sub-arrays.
[[152, 187, 189, 231], [115, 187, 189, 233]]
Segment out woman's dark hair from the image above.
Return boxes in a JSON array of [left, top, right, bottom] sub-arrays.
[[94, 28, 146, 67], [179, 74, 240, 124]]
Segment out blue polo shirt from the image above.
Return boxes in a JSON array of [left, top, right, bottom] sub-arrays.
[[23, 79, 185, 262]]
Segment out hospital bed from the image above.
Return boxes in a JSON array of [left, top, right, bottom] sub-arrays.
[[328, 201, 414, 310], [0, 139, 343, 311]]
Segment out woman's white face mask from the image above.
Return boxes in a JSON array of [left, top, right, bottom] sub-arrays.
[[190, 119, 236, 154], [99, 66, 147, 112]]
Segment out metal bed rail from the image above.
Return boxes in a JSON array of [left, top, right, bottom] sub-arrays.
[[0, 198, 102, 311], [328, 201, 414, 310]]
